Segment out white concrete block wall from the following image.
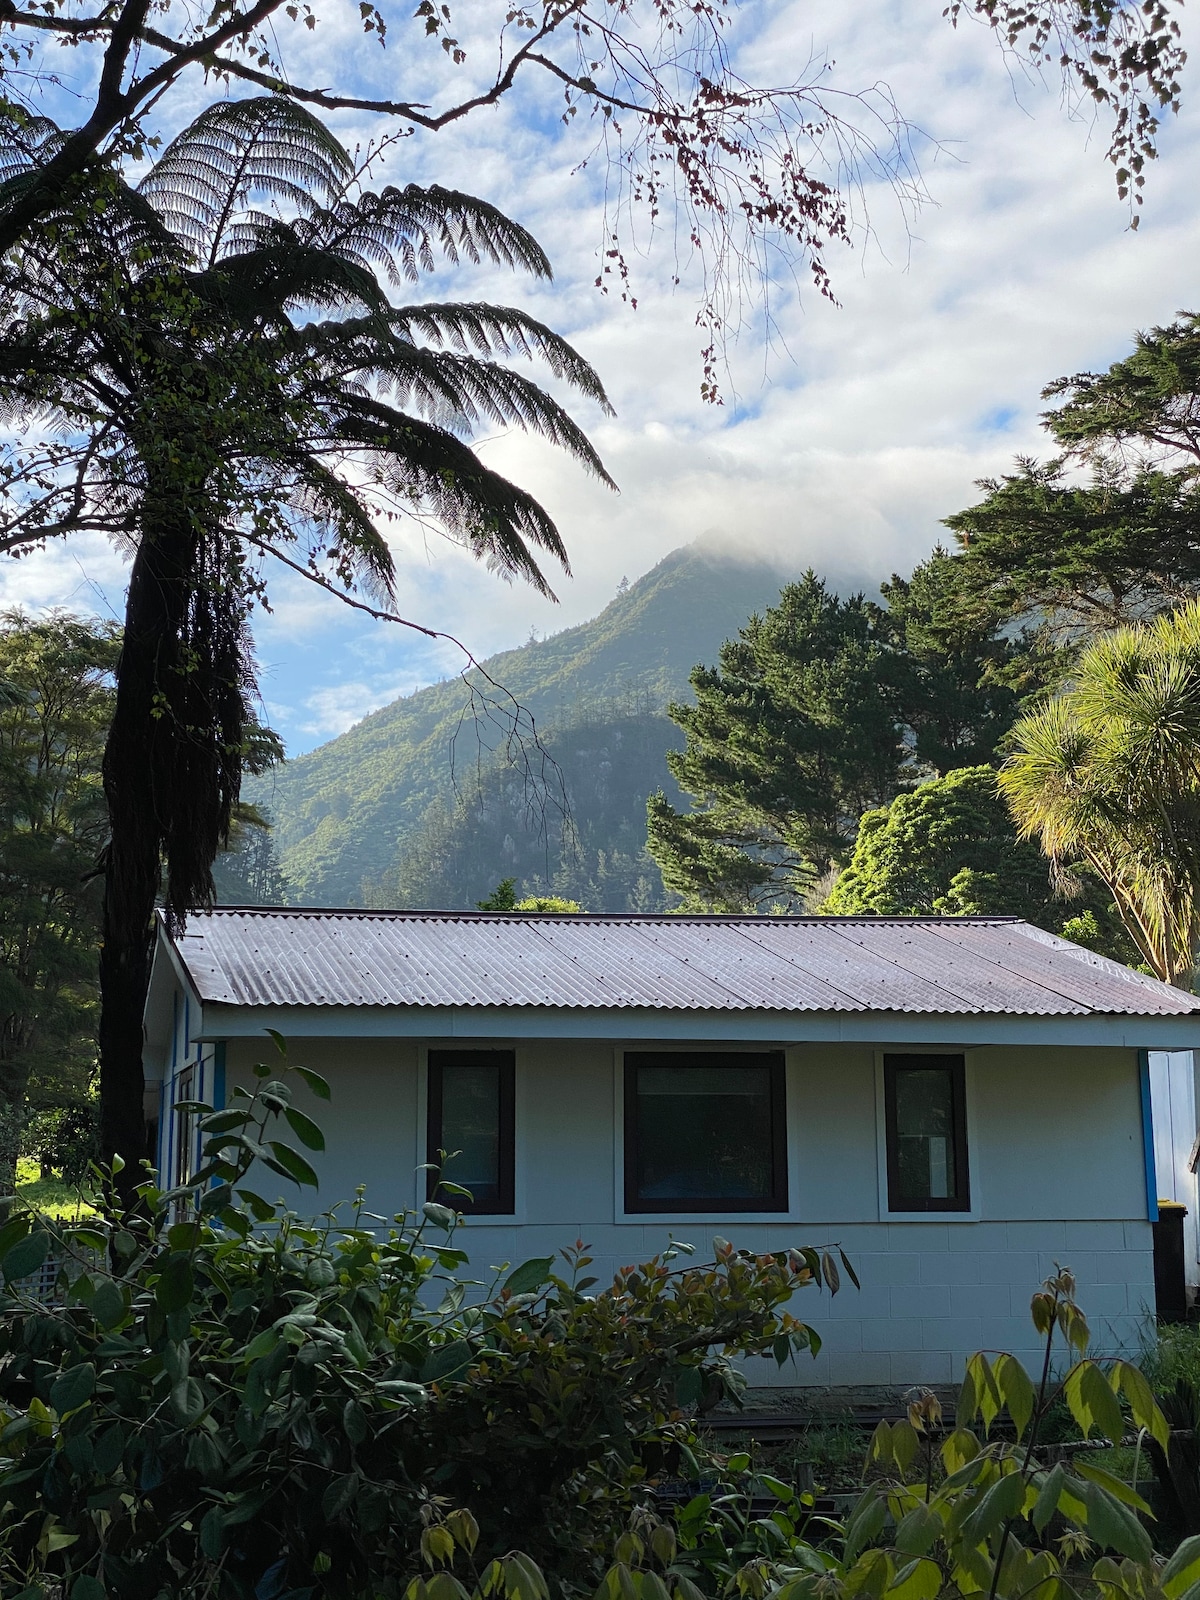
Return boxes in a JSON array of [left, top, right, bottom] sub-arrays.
[[208, 1030, 1156, 1390]]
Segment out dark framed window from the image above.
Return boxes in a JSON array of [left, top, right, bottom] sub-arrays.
[[624, 1052, 787, 1213], [173, 1065, 196, 1189], [884, 1054, 970, 1213], [427, 1050, 515, 1215]]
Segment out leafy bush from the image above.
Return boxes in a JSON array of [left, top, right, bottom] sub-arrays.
[[0, 1041, 843, 1600], [592, 1272, 1188, 1600]]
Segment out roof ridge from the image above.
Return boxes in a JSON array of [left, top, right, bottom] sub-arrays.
[[194, 906, 1024, 925]]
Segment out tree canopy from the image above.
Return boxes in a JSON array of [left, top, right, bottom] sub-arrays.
[[943, 313, 1200, 645], [0, 610, 116, 1186], [646, 565, 1038, 911], [1001, 599, 1200, 988], [819, 764, 1135, 958]]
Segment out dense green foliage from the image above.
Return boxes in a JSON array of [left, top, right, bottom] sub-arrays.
[[1001, 599, 1200, 987], [0, 1047, 838, 1600], [944, 313, 1200, 645], [249, 545, 786, 908], [0, 613, 116, 1186], [646, 568, 1040, 911], [821, 766, 1136, 959]]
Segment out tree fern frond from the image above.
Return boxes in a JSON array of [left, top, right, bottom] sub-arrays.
[[385, 303, 612, 413], [274, 452, 396, 605], [303, 185, 553, 282], [140, 97, 353, 263], [325, 391, 570, 593]]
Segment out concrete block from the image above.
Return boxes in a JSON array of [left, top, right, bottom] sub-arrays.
[[1124, 1220, 1154, 1252], [865, 1252, 923, 1287], [885, 1223, 950, 1253], [947, 1222, 1008, 1252], [861, 1317, 923, 1353], [891, 1284, 951, 1321], [1006, 1221, 1067, 1253], [950, 1282, 1012, 1321], [920, 1252, 981, 1287], [1064, 1221, 1128, 1254], [893, 1350, 953, 1386], [923, 1317, 982, 1353], [976, 1252, 1042, 1291]]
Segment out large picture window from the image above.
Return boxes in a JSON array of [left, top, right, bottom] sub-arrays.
[[883, 1054, 970, 1213], [427, 1050, 515, 1215], [624, 1052, 787, 1213]]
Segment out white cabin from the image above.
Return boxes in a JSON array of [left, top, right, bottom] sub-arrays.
[[143, 908, 1200, 1390]]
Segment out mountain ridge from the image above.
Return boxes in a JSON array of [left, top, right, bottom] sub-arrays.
[[247, 542, 791, 905]]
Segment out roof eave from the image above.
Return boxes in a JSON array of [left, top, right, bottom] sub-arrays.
[[189, 1002, 1200, 1050]]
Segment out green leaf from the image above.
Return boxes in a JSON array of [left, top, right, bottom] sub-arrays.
[[322, 1471, 360, 1521], [343, 1398, 369, 1444], [294, 1065, 332, 1101], [170, 1376, 206, 1425], [421, 1339, 473, 1383], [1066, 1361, 1125, 1444], [886, 1558, 940, 1600], [1113, 1359, 1171, 1453], [844, 1490, 888, 1562], [838, 1246, 861, 1290], [265, 1028, 288, 1056], [50, 1362, 96, 1414], [70, 1577, 106, 1600], [994, 1353, 1036, 1439], [1074, 1458, 1151, 1514], [503, 1257, 554, 1296], [155, 1251, 194, 1314], [1162, 1533, 1200, 1596], [265, 1141, 319, 1188], [1032, 1465, 1065, 1533], [200, 1506, 225, 1558], [961, 1469, 1026, 1548], [91, 1278, 127, 1330], [3, 1228, 50, 1282], [894, 1503, 940, 1557], [236, 1188, 277, 1222], [1081, 1479, 1153, 1562], [284, 1107, 325, 1151]]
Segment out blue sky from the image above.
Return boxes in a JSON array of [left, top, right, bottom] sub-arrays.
[[5, 0, 1200, 756]]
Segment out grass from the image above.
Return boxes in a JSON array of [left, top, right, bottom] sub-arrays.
[[1141, 1321, 1200, 1397], [15, 1156, 97, 1221]]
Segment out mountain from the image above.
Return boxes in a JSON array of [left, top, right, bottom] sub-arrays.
[[246, 542, 789, 908]]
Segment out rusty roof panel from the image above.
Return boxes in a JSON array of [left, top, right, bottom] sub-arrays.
[[164, 909, 1200, 1017]]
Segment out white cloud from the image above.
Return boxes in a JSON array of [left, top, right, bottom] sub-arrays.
[[5, 0, 1200, 754]]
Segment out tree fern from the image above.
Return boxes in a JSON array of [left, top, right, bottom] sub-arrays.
[[0, 93, 612, 1183]]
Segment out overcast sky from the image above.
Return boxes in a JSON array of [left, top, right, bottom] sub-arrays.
[[5, 0, 1199, 755]]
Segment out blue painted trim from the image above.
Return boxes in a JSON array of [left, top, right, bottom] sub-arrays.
[[213, 1042, 227, 1111], [1139, 1048, 1158, 1221]]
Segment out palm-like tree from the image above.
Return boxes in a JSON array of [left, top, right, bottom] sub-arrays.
[[0, 96, 613, 1182], [999, 601, 1200, 988]]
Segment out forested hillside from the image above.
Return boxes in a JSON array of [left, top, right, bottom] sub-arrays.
[[246, 543, 788, 907]]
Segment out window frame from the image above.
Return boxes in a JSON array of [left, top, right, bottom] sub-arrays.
[[622, 1050, 788, 1215], [883, 1052, 971, 1214], [426, 1049, 516, 1216]]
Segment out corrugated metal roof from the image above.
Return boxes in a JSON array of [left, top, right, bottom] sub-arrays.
[[163, 908, 1200, 1017]]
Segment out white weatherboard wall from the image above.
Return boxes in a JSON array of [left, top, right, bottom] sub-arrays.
[[196, 1035, 1156, 1390]]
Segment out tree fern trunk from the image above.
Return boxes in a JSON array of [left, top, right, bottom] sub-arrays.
[[98, 506, 187, 1199]]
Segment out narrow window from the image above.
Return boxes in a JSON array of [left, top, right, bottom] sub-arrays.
[[173, 1064, 196, 1189], [427, 1051, 515, 1214], [884, 1054, 970, 1212], [624, 1052, 787, 1213]]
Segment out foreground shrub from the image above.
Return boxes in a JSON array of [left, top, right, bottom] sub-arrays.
[[0, 1042, 843, 1600]]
